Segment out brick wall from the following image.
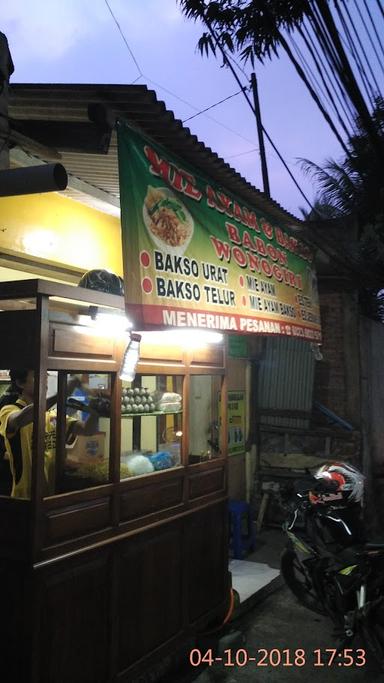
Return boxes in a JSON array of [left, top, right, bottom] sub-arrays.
[[314, 285, 361, 427], [314, 291, 347, 418]]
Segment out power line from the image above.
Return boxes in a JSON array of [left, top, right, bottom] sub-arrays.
[[289, 30, 354, 140], [336, 2, 378, 109], [306, 1, 380, 157], [225, 52, 250, 79], [339, 0, 383, 91], [182, 88, 245, 123], [363, 0, 384, 63], [352, 0, 384, 82], [103, 0, 143, 78], [304, 15, 355, 119], [102, 1, 259, 147], [202, 19, 317, 211], [299, 20, 356, 126], [377, 0, 384, 21], [226, 147, 259, 160], [144, 76, 257, 145]]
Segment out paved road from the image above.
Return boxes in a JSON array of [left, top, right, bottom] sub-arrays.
[[179, 585, 384, 683]]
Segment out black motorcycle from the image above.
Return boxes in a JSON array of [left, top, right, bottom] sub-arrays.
[[281, 475, 384, 668]]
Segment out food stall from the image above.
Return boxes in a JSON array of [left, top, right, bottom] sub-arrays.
[[0, 89, 321, 683], [0, 279, 230, 683]]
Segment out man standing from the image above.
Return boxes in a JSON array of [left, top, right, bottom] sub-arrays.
[[0, 370, 99, 498]]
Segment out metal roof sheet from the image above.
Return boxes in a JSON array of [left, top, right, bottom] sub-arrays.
[[8, 83, 301, 226]]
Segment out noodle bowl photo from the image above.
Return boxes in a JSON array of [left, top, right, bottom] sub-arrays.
[[143, 186, 194, 255]]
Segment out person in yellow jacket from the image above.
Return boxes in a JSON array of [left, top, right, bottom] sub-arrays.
[[0, 369, 99, 499]]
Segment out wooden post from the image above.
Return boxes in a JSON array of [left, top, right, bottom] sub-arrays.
[[250, 72, 270, 198]]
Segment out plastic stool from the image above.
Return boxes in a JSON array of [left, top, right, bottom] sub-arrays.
[[228, 500, 255, 559]]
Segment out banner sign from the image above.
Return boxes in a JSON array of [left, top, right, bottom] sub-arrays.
[[228, 335, 248, 358], [117, 122, 321, 341], [224, 391, 246, 456]]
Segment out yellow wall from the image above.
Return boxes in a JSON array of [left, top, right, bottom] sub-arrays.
[[0, 192, 123, 275]]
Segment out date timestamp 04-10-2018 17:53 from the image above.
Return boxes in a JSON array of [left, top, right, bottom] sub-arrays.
[[189, 648, 367, 668]]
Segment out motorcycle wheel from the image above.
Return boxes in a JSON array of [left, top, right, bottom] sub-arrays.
[[281, 547, 327, 616]]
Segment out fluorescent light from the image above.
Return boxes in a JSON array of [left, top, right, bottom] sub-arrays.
[[143, 329, 223, 349], [93, 312, 132, 334]]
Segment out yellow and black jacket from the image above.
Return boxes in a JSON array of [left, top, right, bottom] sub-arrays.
[[0, 400, 74, 499]]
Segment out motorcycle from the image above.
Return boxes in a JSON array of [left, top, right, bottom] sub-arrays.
[[281, 467, 384, 668]]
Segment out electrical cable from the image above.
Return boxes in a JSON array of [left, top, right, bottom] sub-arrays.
[[304, 16, 354, 117], [353, 0, 384, 74], [265, 8, 350, 156], [339, 0, 383, 90], [300, 21, 356, 128], [335, 2, 378, 109], [308, 4, 344, 75], [201, 19, 318, 211], [308, 0, 381, 161], [192, 14, 384, 281], [103, 0, 377, 234], [103, 0, 144, 78], [363, 0, 384, 62], [197, 588, 236, 635], [289, 34, 330, 104], [289, 32, 351, 141], [144, 76, 257, 145], [226, 147, 259, 160], [182, 88, 246, 123], [376, 0, 384, 21], [102, 0, 259, 147], [225, 52, 250, 79], [307, 2, 355, 120], [290, 30, 353, 139]]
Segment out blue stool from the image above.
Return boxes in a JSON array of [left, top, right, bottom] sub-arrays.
[[228, 500, 255, 559]]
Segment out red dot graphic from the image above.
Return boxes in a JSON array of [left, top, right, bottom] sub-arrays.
[[142, 278, 153, 294], [140, 251, 151, 267], [239, 276, 244, 287], [242, 296, 247, 306]]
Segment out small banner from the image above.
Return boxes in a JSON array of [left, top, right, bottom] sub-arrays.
[[220, 390, 246, 456], [117, 122, 321, 341]]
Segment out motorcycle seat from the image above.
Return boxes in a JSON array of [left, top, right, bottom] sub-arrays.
[[365, 542, 384, 550]]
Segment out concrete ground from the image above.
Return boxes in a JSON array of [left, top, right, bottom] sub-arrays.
[[160, 528, 384, 683], [179, 585, 384, 682]]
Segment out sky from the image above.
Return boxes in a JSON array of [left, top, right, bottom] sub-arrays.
[[2, 0, 379, 218]]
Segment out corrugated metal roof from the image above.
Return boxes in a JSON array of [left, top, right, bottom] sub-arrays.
[[8, 83, 302, 226]]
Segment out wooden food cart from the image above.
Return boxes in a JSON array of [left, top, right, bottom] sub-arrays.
[[0, 279, 230, 683]]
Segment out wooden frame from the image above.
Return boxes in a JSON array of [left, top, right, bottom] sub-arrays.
[[0, 279, 230, 683]]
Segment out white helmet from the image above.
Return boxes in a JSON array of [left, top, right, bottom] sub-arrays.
[[313, 462, 365, 506]]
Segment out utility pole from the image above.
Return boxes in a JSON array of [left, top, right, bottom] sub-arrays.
[[250, 72, 270, 198], [0, 32, 14, 170]]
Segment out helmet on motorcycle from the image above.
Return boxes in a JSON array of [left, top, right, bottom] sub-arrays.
[[78, 269, 124, 296], [311, 462, 364, 506]]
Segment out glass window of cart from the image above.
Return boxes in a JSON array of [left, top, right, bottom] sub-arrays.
[[0, 368, 13, 496], [0, 369, 113, 498], [60, 372, 112, 492], [120, 374, 183, 479], [189, 375, 222, 464]]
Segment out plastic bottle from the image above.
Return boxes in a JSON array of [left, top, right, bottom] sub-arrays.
[[119, 333, 141, 382]]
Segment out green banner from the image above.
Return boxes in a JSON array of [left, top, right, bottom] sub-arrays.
[[228, 335, 248, 358], [227, 391, 246, 455], [117, 121, 321, 341]]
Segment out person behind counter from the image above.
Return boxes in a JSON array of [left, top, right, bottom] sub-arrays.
[[0, 369, 100, 499]]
